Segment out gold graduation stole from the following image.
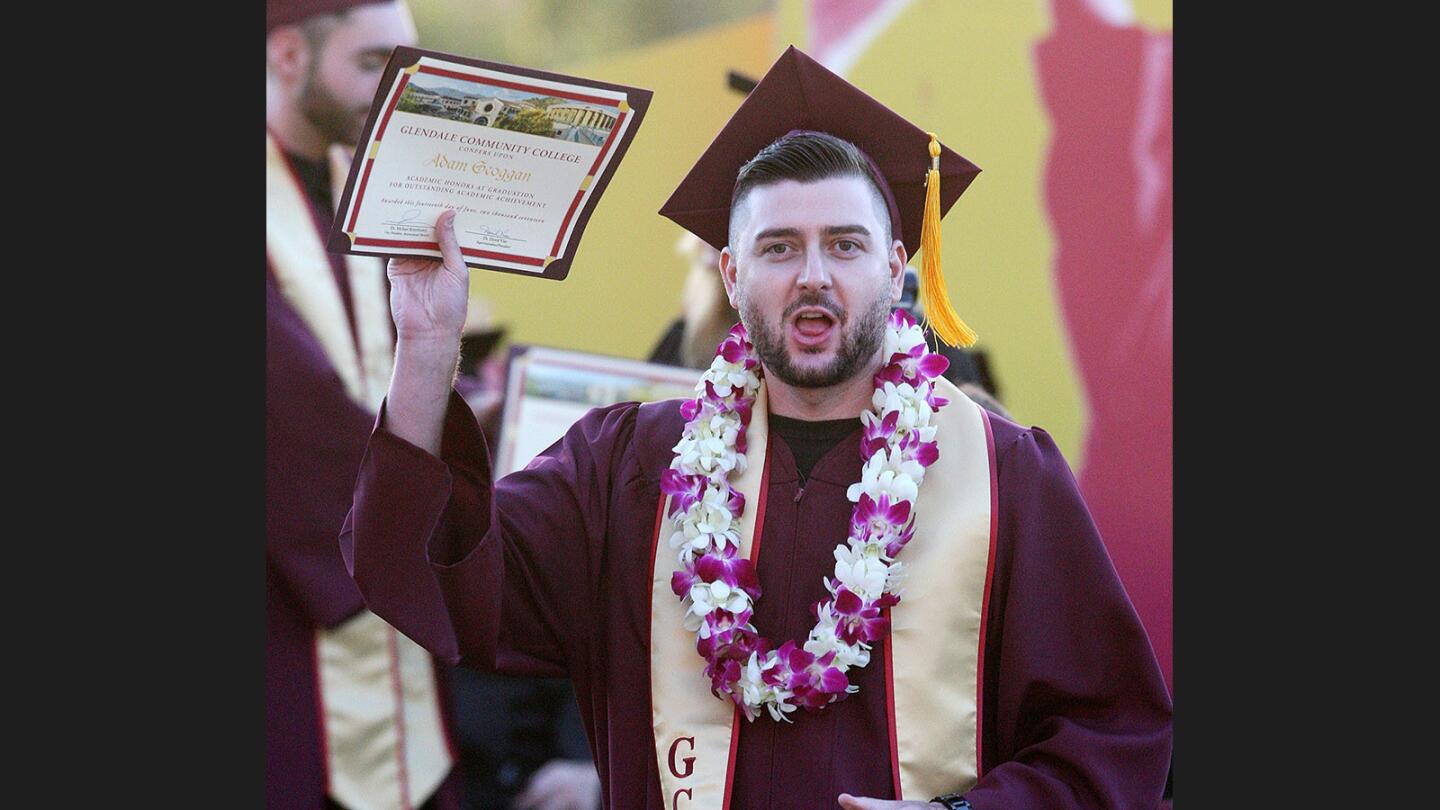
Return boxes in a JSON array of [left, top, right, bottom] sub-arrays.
[[266, 132, 452, 810], [649, 377, 997, 806]]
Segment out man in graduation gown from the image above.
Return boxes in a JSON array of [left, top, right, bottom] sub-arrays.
[[266, 2, 459, 807], [341, 47, 1171, 809]]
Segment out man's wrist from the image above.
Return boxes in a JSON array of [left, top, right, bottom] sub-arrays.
[[395, 332, 462, 353], [930, 794, 971, 810]]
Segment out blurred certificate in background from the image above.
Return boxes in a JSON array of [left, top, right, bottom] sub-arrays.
[[495, 347, 699, 477], [328, 47, 652, 281]]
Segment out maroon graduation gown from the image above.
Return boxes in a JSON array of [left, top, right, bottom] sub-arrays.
[[341, 393, 1171, 809], [266, 158, 461, 809]]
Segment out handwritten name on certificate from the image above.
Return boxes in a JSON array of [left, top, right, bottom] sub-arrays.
[[328, 47, 652, 281]]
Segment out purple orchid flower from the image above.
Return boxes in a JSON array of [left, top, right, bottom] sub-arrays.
[[850, 493, 912, 545], [925, 384, 950, 410], [695, 549, 761, 599], [767, 642, 851, 710], [671, 561, 698, 598], [882, 522, 916, 558], [860, 409, 900, 459], [660, 468, 705, 517], [832, 587, 891, 645], [707, 656, 743, 699], [895, 429, 940, 469], [697, 609, 757, 661], [874, 359, 908, 387], [915, 351, 950, 382]]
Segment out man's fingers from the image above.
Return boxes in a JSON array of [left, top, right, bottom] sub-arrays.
[[435, 209, 465, 275], [837, 794, 905, 810]]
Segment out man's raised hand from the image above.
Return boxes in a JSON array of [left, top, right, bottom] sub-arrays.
[[382, 209, 473, 455], [387, 209, 470, 342]]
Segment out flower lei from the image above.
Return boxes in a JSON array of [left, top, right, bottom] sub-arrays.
[[661, 309, 951, 722]]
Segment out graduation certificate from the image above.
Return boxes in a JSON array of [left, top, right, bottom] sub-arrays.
[[327, 47, 652, 281]]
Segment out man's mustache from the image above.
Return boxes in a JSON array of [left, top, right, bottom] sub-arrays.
[[782, 294, 846, 324]]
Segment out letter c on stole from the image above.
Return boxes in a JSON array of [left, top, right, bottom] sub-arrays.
[[671, 788, 692, 809], [667, 736, 695, 779]]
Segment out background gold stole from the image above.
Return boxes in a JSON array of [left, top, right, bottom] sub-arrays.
[[266, 133, 452, 810], [648, 378, 993, 805]]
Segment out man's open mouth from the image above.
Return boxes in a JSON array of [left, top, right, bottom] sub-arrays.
[[790, 307, 838, 345]]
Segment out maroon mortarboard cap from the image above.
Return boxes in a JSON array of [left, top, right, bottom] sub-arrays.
[[267, 0, 392, 32], [659, 45, 983, 346]]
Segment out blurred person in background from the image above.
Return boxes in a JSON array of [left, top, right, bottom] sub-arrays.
[[266, 1, 461, 807], [647, 232, 741, 370]]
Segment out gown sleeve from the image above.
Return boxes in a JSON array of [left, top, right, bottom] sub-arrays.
[[340, 391, 639, 679], [266, 271, 371, 629], [963, 426, 1172, 809]]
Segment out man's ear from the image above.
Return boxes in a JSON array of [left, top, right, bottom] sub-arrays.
[[266, 26, 311, 84], [888, 238, 908, 303], [719, 247, 740, 309]]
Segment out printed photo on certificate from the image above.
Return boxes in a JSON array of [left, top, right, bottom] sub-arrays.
[[326, 47, 652, 281]]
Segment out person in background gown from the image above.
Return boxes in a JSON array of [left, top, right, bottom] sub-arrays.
[[266, 2, 461, 807]]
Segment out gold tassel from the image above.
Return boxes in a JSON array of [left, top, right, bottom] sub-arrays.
[[920, 132, 978, 348]]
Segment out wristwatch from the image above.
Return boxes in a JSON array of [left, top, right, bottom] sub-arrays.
[[930, 793, 972, 809]]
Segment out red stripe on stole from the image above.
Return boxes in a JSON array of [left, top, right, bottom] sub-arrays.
[[646, 486, 667, 806], [722, 438, 771, 810], [884, 628, 901, 798], [311, 636, 334, 794], [650, 433, 775, 807], [387, 627, 413, 810], [975, 408, 1000, 777]]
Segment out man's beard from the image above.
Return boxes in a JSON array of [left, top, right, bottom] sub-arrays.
[[739, 289, 891, 389], [299, 71, 368, 148]]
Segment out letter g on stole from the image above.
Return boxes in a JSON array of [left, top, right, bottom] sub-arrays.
[[667, 736, 695, 778]]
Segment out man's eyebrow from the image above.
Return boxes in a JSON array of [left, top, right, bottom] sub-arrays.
[[752, 227, 801, 243], [823, 225, 871, 238]]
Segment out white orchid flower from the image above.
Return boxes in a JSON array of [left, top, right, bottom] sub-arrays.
[[846, 454, 920, 504], [689, 579, 751, 617], [833, 549, 889, 599], [883, 321, 927, 360], [872, 381, 934, 433], [804, 611, 871, 668]]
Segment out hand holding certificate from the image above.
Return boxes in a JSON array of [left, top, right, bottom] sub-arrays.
[[327, 47, 652, 281]]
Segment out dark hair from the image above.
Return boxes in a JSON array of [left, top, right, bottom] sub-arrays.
[[728, 131, 893, 246], [298, 10, 349, 51]]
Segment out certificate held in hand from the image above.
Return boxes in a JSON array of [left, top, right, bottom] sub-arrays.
[[326, 46, 653, 281]]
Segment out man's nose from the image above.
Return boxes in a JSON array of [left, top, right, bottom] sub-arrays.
[[796, 246, 832, 291]]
